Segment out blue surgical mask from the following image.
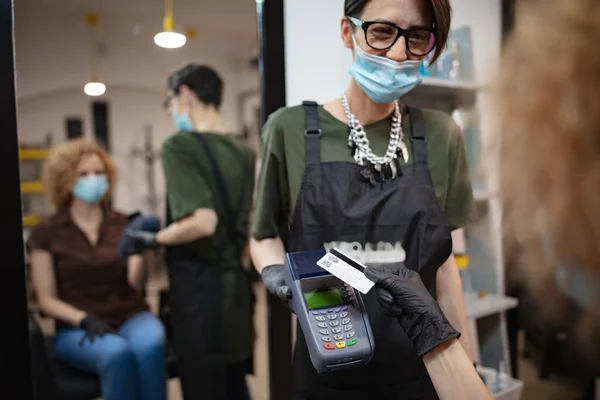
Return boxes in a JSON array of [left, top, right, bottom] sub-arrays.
[[349, 40, 423, 103], [172, 110, 195, 132], [73, 175, 109, 204]]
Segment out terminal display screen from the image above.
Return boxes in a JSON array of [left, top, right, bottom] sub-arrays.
[[303, 287, 345, 310]]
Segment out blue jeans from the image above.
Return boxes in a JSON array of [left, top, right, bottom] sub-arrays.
[[55, 311, 167, 400]]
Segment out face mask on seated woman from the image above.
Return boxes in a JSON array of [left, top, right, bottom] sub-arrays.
[[72, 174, 109, 204]]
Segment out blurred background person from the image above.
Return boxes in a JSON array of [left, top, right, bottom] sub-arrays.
[[496, 0, 600, 376], [125, 64, 257, 399], [26, 139, 167, 400]]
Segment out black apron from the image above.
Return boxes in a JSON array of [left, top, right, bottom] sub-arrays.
[[289, 102, 452, 400], [165, 133, 254, 400]]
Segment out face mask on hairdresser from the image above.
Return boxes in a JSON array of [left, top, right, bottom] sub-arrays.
[[349, 38, 423, 103], [172, 110, 195, 132], [72, 175, 109, 204]]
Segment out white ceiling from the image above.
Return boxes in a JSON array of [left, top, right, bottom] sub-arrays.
[[26, 0, 257, 27], [16, 0, 258, 49], [13, 0, 259, 98]]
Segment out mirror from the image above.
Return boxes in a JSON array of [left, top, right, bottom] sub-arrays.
[[14, 0, 265, 398]]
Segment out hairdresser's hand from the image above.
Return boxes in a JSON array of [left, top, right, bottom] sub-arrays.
[[125, 230, 160, 255], [261, 264, 292, 305], [365, 265, 460, 357], [78, 315, 116, 347]]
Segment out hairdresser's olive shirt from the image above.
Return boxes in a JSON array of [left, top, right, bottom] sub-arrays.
[[162, 131, 256, 364], [252, 104, 475, 240], [161, 131, 256, 265]]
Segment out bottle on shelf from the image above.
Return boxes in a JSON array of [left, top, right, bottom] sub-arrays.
[[492, 360, 509, 393], [452, 228, 477, 303], [436, 40, 461, 80]]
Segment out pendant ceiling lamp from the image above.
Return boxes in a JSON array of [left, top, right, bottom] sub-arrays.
[[84, 80, 106, 97], [154, 0, 186, 49], [84, 13, 106, 97]]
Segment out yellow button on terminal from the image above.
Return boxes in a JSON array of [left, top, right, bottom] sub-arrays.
[[335, 341, 346, 349]]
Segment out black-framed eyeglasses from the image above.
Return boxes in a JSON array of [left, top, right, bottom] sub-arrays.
[[347, 16, 436, 56]]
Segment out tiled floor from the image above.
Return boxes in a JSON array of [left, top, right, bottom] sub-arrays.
[[519, 358, 582, 400]]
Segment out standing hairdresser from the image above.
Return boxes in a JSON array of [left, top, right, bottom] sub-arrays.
[[250, 0, 476, 398], [125, 64, 256, 399]]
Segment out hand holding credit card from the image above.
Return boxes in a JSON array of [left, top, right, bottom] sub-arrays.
[[316, 248, 375, 294]]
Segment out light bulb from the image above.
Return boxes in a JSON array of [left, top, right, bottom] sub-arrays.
[[154, 31, 187, 49], [84, 82, 106, 96]]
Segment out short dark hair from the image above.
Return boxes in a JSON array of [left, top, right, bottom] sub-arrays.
[[168, 64, 223, 109], [344, 0, 452, 62]]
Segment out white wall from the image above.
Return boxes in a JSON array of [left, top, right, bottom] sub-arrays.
[[284, 0, 501, 106], [284, 0, 349, 106], [15, 0, 259, 216]]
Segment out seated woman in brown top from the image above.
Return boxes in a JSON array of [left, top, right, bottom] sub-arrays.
[[26, 139, 166, 400]]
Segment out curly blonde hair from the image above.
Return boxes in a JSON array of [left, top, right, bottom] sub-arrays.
[[496, 0, 600, 349], [43, 139, 117, 210]]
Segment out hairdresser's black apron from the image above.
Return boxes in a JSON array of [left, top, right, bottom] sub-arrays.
[[164, 133, 254, 400], [289, 102, 452, 400]]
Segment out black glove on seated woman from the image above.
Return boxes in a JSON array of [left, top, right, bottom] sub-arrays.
[[79, 315, 116, 346], [364, 266, 460, 357]]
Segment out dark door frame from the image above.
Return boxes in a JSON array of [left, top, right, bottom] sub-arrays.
[[501, 0, 520, 379], [502, 0, 516, 45], [0, 0, 34, 398], [257, 1, 293, 399]]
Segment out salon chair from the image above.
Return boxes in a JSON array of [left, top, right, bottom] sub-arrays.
[[28, 289, 178, 400]]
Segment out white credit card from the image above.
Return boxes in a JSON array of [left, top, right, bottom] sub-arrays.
[[316, 248, 375, 294]]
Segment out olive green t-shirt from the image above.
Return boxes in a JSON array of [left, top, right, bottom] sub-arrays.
[[251, 104, 475, 240], [162, 131, 256, 265]]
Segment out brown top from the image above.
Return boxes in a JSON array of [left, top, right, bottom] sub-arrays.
[[26, 209, 148, 329]]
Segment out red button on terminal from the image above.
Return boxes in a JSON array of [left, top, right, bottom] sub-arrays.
[[323, 343, 335, 350]]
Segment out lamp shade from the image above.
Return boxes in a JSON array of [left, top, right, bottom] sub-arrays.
[[154, 31, 186, 49], [84, 81, 106, 96]]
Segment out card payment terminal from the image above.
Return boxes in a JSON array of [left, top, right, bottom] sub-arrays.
[[284, 249, 375, 373]]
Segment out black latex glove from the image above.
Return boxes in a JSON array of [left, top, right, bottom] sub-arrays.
[[127, 211, 142, 223], [125, 230, 159, 255], [261, 264, 292, 303], [79, 315, 116, 346], [364, 266, 460, 357]]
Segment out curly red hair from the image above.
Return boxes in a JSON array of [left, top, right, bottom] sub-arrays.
[[43, 139, 117, 211]]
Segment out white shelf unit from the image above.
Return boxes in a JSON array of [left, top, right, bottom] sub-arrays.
[[401, 77, 482, 111], [474, 188, 495, 202], [421, 76, 483, 90], [467, 294, 518, 368], [466, 294, 518, 320], [478, 365, 524, 400], [404, 73, 514, 373]]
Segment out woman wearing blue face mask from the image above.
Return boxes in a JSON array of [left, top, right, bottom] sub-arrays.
[[251, 0, 478, 398], [26, 139, 167, 400]]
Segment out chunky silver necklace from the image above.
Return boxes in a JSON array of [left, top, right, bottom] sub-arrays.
[[341, 95, 409, 173]]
